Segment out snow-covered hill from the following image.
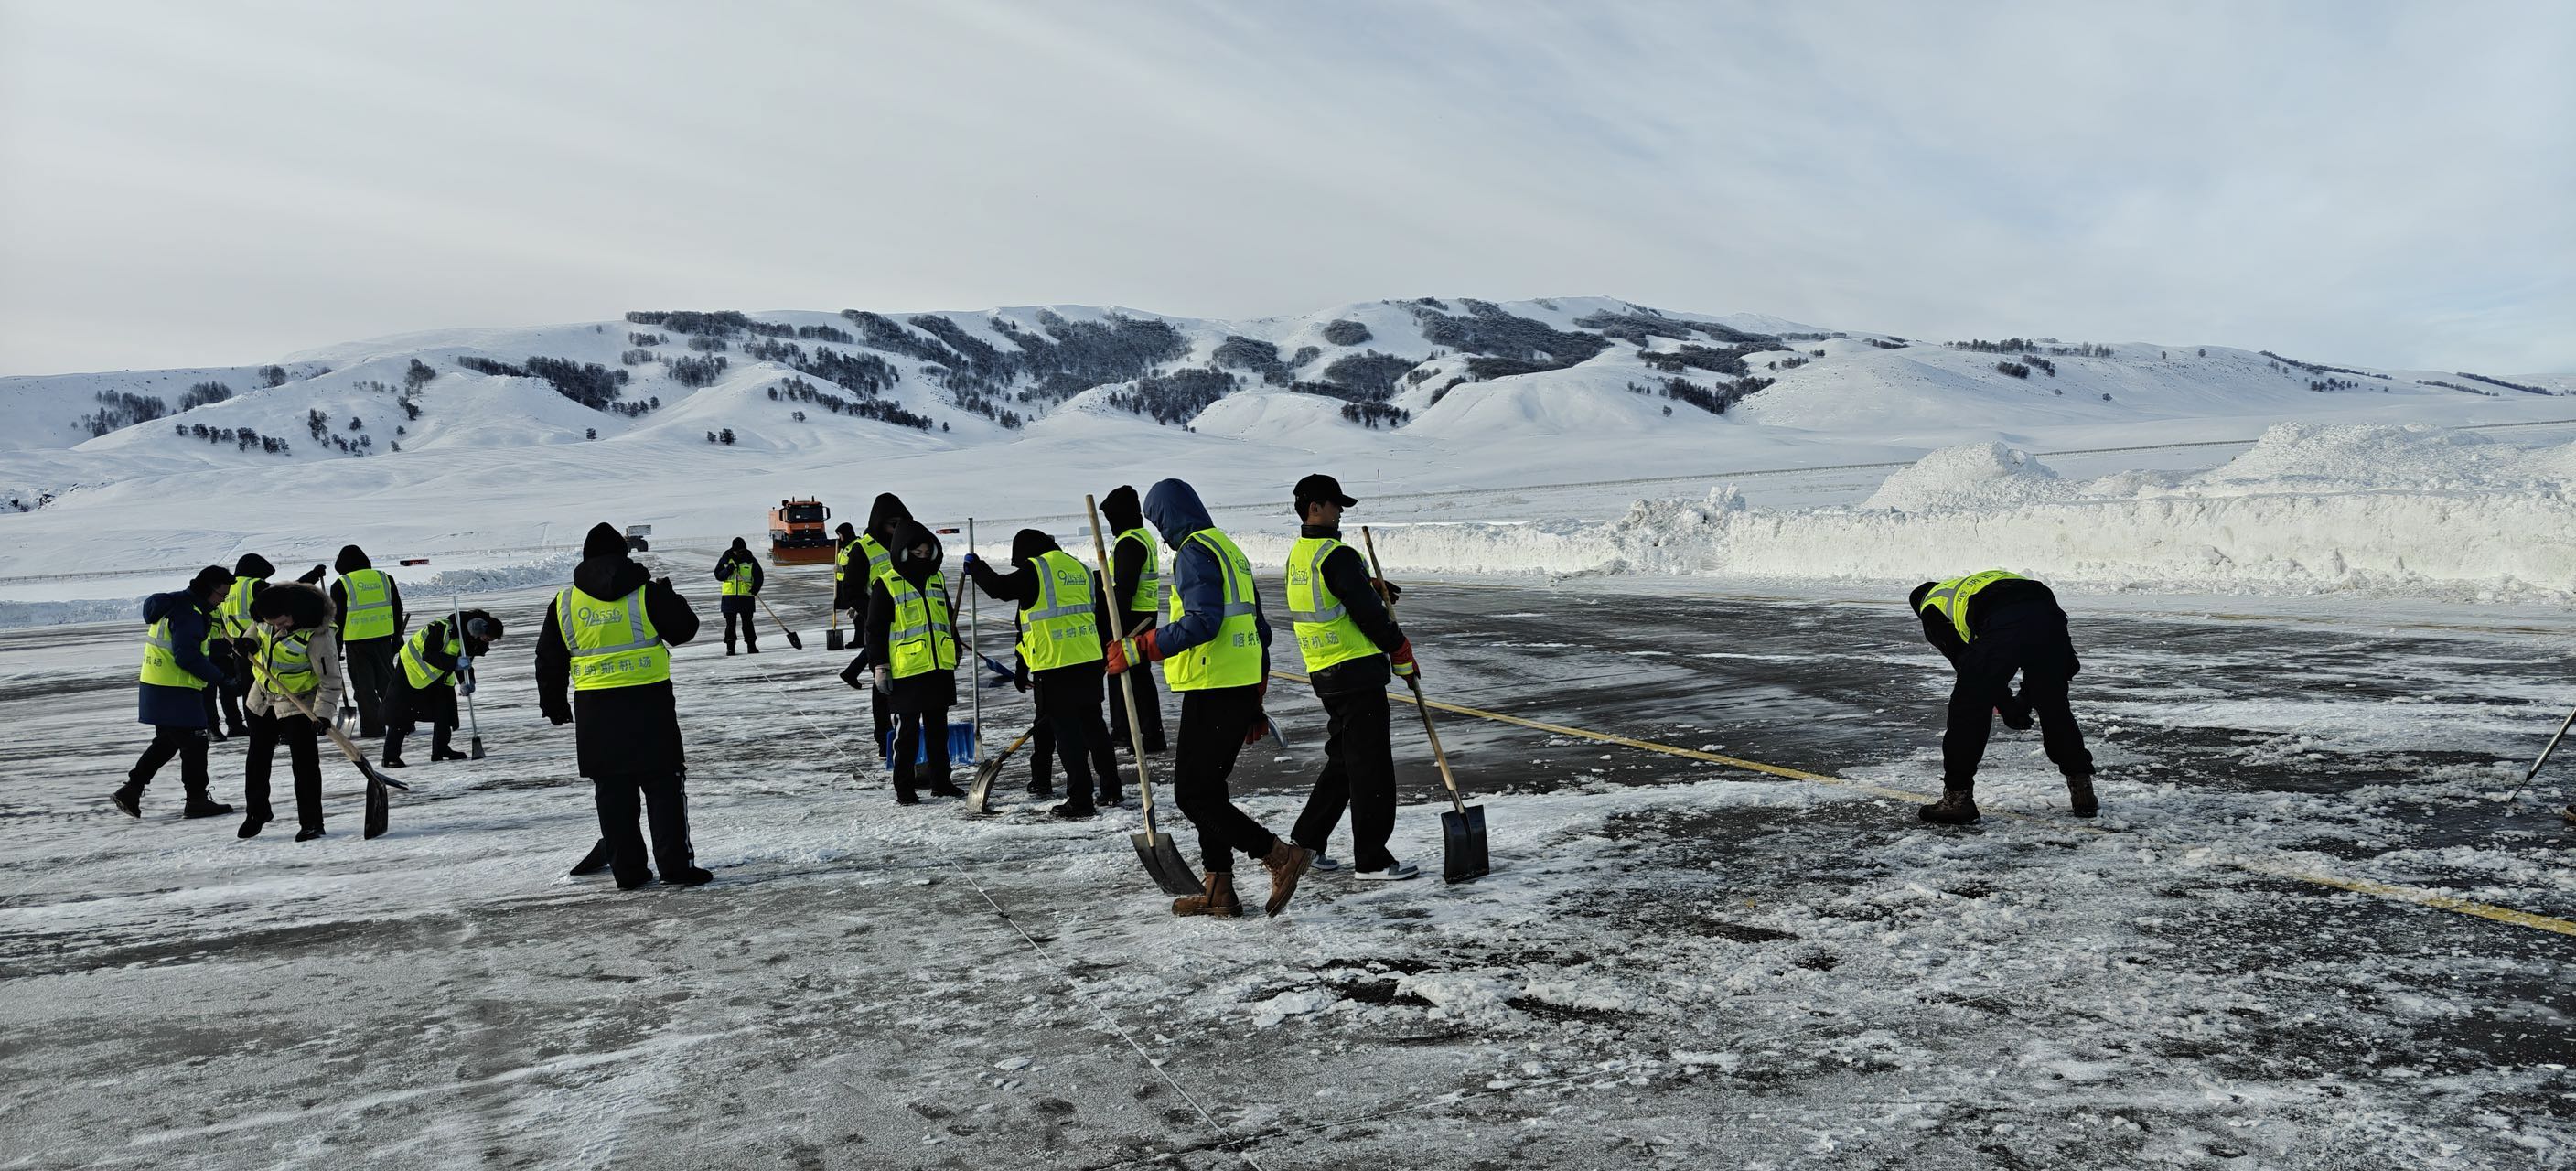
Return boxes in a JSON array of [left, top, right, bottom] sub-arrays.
[[1, 295, 2569, 588]]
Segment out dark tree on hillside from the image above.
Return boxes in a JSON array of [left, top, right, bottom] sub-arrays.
[[1321, 319, 1371, 346], [404, 358, 436, 392], [178, 381, 233, 410], [260, 364, 288, 388]]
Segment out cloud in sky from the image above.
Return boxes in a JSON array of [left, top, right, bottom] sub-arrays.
[[2, 0, 2568, 375]]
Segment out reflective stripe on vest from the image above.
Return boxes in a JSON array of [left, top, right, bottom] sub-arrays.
[[1116, 528, 1161, 613], [220, 577, 261, 637], [555, 586, 671, 690], [833, 539, 852, 582], [341, 569, 395, 640], [138, 611, 214, 690], [1018, 550, 1103, 671], [885, 572, 959, 680], [1285, 535, 1379, 673], [399, 623, 462, 690], [1164, 530, 1263, 692], [721, 560, 756, 596], [1918, 569, 2027, 643], [262, 628, 320, 694]]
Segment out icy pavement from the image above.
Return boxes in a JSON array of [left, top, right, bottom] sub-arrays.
[[3, 574, 2573, 1168]]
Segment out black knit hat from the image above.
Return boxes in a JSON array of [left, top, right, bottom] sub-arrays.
[[188, 565, 235, 599], [582, 522, 627, 558]]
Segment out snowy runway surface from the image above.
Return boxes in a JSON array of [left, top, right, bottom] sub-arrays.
[[5, 576, 2573, 1168]]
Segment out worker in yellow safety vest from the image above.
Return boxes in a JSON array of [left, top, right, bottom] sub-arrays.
[[1100, 484, 1167, 754], [213, 553, 275, 737], [237, 581, 344, 841], [713, 537, 765, 654], [1282, 473, 1422, 880], [380, 607, 501, 769], [1104, 478, 1311, 919], [1909, 569, 2097, 824], [862, 520, 967, 804], [838, 494, 910, 758], [114, 564, 238, 820], [963, 528, 1120, 818], [541, 522, 711, 890], [330, 544, 405, 738]]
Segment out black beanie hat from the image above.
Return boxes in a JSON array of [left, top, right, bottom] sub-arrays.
[[188, 565, 234, 599], [582, 522, 627, 558]]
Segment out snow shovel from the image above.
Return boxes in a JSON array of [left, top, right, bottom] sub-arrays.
[[1362, 527, 1487, 883], [1089, 494, 1202, 897], [755, 596, 804, 650], [827, 606, 844, 652], [449, 595, 487, 760], [966, 725, 1036, 814], [968, 519, 985, 786], [249, 653, 402, 837], [2503, 703, 2576, 812]]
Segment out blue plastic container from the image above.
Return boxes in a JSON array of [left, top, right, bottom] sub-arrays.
[[881, 721, 978, 770]]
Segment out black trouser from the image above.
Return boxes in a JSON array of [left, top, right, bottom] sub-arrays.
[[381, 677, 455, 762], [1293, 684, 1399, 871], [846, 644, 896, 754], [1173, 683, 1279, 874], [129, 725, 213, 800], [1944, 608, 2094, 788], [218, 672, 250, 731], [1106, 619, 1166, 751], [590, 771, 694, 885], [1028, 663, 1114, 804], [892, 708, 954, 798], [244, 709, 323, 831], [722, 596, 757, 650], [344, 637, 397, 736]]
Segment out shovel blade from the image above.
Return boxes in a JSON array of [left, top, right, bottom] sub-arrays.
[[363, 777, 389, 839], [966, 756, 1002, 814], [1441, 804, 1489, 884], [468, 737, 487, 761], [785, 631, 805, 650], [1132, 830, 1204, 896], [826, 629, 845, 651]]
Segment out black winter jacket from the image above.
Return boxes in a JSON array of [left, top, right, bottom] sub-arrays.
[[1912, 576, 2066, 666], [1101, 484, 1156, 635], [862, 521, 959, 714], [534, 553, 702, 777], [713, 548, 765, 596], [961, 529, 1116, 675]]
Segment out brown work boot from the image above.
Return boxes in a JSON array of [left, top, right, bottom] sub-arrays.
[[1260, 839, 1315, 916], [2066, 773, 2098, 818], [1918, 787, 1980, 825], [1171, 872, 1240, 918]]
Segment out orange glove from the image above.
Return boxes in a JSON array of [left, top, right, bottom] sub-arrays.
[[1104, 629, 1162, 675], [1390, 640, 1419, 679]]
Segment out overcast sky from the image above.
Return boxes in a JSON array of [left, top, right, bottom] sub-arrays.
[[3, 0, 2569, 376]]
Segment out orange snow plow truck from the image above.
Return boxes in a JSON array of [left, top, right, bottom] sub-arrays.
[[768, 498, 836, 564]]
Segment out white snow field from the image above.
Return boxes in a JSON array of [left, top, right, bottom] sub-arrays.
[[4, 297, 2574, 1167]]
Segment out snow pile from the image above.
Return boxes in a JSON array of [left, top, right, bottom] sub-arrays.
[[1334, 424, 2576, 598], [1862, 442, 2062, 511]]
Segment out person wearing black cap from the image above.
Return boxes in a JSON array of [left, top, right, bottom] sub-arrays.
[[713, 537, 764, 654], [330, 544, 405, 738], [380, 607, 502, 769], [961, 528, 1120, 818], [1283, 474, 1421, 880], [114, 565, 238, 820], [537, 522, 710, 889], [1100, 484, 1167, 754], [863, 520, 967, 803]]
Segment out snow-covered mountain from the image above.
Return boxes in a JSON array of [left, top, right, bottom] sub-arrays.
[[2, 295, 2570, 584]]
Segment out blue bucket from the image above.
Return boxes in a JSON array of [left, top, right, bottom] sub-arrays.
[[882, 721, 977, 770]]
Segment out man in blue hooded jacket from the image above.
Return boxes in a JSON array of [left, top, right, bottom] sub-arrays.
[[1105, 478, 1314, 918], [115, 565, 239, 820]]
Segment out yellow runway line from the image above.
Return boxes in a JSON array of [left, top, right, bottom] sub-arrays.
[[1270, 669, 2576, 940]]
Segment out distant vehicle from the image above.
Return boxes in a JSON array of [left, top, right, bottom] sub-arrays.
[[768, 498, 834, 564], [625, 524, 652, 553]]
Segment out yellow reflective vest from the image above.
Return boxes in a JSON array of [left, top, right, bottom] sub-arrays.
[[554, 586, 671, 690], [398, 622, 463, 690], [721, 559, 756, 596], [220, 576, 262, 638], [1018, 549, 1103, 671], [1284, 535, 1379, 673], [340, 568, 396, 641], [260, 628, 320, 694], [1115, 527, 1161, 613], [1164, 530, 1263, 692], [885, 572, 959, 680], [1917, 569, 2027, 643], [138, 608, 216, 690]]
